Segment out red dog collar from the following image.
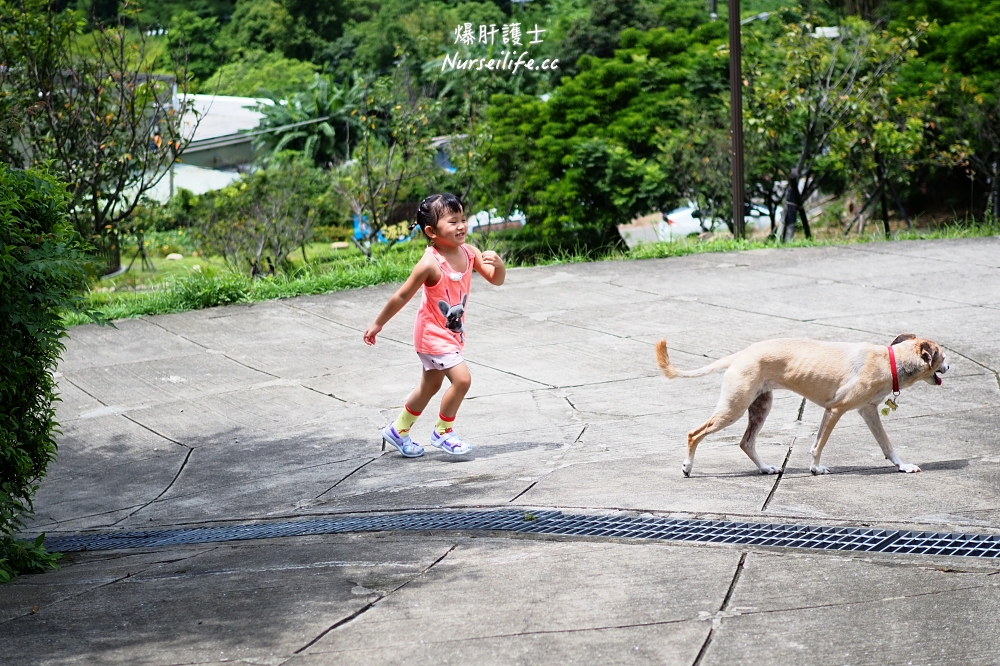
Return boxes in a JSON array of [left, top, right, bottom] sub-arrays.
[[887, 345, 900, 395]]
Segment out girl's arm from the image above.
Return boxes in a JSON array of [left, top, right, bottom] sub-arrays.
[[363, 255, 438, 345], [468, 244, 506, 286]]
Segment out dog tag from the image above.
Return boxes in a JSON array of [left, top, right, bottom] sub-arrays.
[[881, 407, 890, 416], [885, 397, 898, 411]]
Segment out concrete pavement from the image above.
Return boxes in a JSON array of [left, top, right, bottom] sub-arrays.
[[3, 237, 1000, 665]]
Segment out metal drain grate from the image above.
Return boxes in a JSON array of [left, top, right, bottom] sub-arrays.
[[41, 511, 561, 553], [41, 510, 1000, 559]]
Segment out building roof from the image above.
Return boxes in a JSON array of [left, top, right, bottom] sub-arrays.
[[181, 94, 273, 142]]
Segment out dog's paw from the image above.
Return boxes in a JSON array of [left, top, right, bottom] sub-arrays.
[[759, 465, 781, 475], [897, 463, 922, 473], [681, 462, 692, 477], [810, 464, 831, 475]]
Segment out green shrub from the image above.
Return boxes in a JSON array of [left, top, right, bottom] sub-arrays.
[[140, 230, 199, 258], [172, 270, 251, 310], [195, 155, 330, 275], [0, 165, 93, 582], [311, 225, 354, 243], [130, 189, 202, 233]]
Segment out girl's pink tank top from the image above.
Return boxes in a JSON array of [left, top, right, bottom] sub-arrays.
[[413, 245, 474, 355]]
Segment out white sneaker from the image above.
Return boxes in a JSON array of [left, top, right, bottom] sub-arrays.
[[382, 425, 424, 458], [429, 430, 472, 455]]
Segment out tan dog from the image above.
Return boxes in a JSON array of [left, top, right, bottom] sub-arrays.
[[655, 334, 948, 477]]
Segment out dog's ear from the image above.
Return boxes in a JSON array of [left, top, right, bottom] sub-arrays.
[[438, 300, 450, 316], [890, 333, 916, 346], [918, 340, 935, 366], [461, 294, 467, 307]]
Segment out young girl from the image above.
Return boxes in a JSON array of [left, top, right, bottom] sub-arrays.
[[363, 194, 506, 457]]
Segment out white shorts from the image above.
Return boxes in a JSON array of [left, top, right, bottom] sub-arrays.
[[417, 351, 465, 371]]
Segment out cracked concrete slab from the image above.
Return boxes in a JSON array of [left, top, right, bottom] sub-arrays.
[[299, 537, 732, 664], [1, 535, 452, 665], [6, 237, 1000, 665], [702, 549, 1000, 665]]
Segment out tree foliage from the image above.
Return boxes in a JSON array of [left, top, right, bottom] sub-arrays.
[[742, 14, 925, 239], [166, 9, 222, 82], [0, 0, 196, 273], [332, 61, 439, 256], [202, 49, 318, 97], [20, 0, 1000, 260], [0, 165, 93, 583], [195, 154, 331, 275], [252, 74, 359, 165], [482, 19, 728, 250]]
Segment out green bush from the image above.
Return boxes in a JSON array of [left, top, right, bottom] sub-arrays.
[[311, 225, 354, 243], [130, 189, 202, 233], [172, 270, 251, 310], [195, 154, 331, 275], [0, 165, 93, 582]]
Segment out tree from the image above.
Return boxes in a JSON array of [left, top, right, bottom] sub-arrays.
[[742, 15, 926, 240], [217, 0, 320, 62], [282, 0, 350, 44], [202, 49, 318, 98], [560, 0, 657, 75], [438, 75, 496, 221], [827, 0, 890, 22], [127, 0, 236, 29], [478, 93, 546, 242], [949, 77, 1000, 220], [196, 154, 328, 275], [658, 103, 733, 233], [166, 10, 222, 83], [332, 60, 438, 258], [483, 20, 729, 252], [0, 1, 197, 274], [828, 79, 931, 236]]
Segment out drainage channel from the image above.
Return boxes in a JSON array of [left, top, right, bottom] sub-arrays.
[[42, 510, 1000, 559]]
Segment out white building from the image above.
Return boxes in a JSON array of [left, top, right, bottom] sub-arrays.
[[146, 95, 271, 203]]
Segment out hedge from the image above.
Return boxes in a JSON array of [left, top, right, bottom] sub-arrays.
[[1, 165, 93, 582]]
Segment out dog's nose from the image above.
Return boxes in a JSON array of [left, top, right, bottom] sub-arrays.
[[939, 361, 948, 373]]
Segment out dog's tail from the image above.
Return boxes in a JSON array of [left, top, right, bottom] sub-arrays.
[[655, 339, 733, 379]]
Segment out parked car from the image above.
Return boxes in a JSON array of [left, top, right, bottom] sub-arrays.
[[663, 202, 769, 238], [467, 208, 526, 233], [619, 203, 771, 249]]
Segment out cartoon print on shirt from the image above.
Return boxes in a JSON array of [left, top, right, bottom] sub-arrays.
[[437, 293, 467, 341]]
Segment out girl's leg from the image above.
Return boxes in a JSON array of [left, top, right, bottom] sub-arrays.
[[428, 363, 473, 454], [392, 369, 444, 435], [436, 362, 472, 432], [405, 369, 445, 414]]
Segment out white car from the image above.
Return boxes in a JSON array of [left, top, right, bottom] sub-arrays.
[[618, 203, 770, 249], [664, 203, 769, 237], [467, 208, 526, 233]]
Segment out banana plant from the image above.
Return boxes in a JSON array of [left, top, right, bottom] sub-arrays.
[[252, 74, 362, 166]]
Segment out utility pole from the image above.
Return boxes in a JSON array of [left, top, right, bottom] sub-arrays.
[[728, 0, 746, 240]]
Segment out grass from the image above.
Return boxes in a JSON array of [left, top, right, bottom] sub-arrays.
[[65, 219, 1000, 327], [64, 241, 424, 327]]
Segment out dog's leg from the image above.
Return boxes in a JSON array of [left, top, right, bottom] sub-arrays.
[[858, 404, 921, 473], [809, 408, 844, 475], [739, 391, 780, 474], [684, 388, 754, 477]]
